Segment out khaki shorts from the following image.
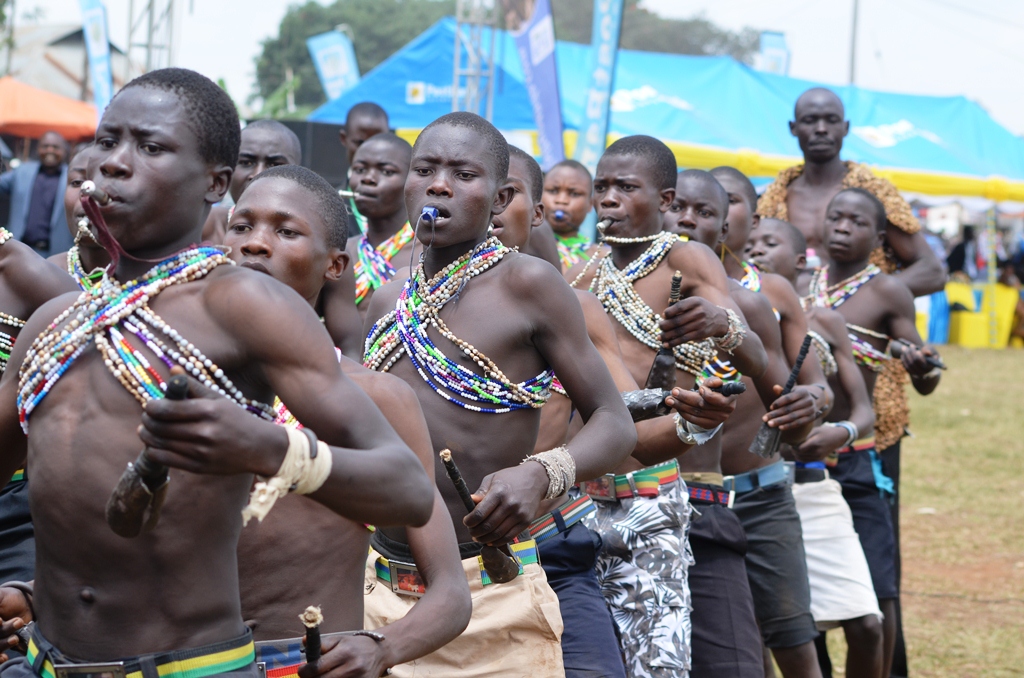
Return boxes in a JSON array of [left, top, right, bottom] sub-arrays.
[[363, 548, 565, 677]]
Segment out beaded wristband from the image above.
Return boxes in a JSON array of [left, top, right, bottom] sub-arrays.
[[673, 413, 722, 446], [714, 308, 746, 353], [522, 446, 575, 499]]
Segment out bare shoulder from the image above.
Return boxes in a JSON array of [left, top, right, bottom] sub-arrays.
[[502, 250, 568, 296], [809, 307, 848, 345], [667, 238, 718, 271], [731, 283, 775, 320], [573, 288, 604, 316], [872, 271, 914, 307], [3, 240, 78, 307], [344, 358, 419, 411], [201, 264, 314, 333], [762, 272, 801, 307]]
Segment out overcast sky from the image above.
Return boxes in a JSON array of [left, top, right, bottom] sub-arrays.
[[15, 0, 1024, 135]]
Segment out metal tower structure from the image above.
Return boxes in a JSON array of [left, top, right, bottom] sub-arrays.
[[125, 0, 177, 80], [451, 0, 496, 121]]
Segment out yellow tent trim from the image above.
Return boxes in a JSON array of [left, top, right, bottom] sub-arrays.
[[395, 128, 1024, 201]]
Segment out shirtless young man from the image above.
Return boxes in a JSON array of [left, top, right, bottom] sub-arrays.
[[218, 165, 469, 678], [49, 144, 112, 291], [339, 103, 390, 235], [0, 68, 431, 678], [201, 120, 303, 244], [0, 166, 78, 594], [344, 133, 417, 316], [542, 160, 596, 270], [800, 188, 941, 677], [566, 138, 766, 678], [666, 170, 824, 678], [749, 218, 886, 678], [362, 112, 636, 676]]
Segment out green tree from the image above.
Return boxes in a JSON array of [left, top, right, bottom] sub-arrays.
[[254, 0, 454, 110], [548, 0, 758, 62]]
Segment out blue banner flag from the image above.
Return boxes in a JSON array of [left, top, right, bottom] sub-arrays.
[[574, 0, 624, 175], [78, 0, 113, 114], [306, 31, 361, 101], [755, 31, 790, 76], [505, 0, 564, 170]]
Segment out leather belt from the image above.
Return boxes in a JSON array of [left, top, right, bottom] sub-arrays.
[[722, 460, 793, 495]]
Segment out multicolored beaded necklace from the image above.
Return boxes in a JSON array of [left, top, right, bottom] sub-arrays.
[[67, 246, 106, 291], [806, 264, 881, 309], [806, 264, 890, 372], [556, 233, 592, 269], [807, 330, 838, 377], [0, 228, 26, 375], [738, 260, 762, 292], [354, 222, 414, 306], [364, 237, 554, 414], [17, 246, 275, 431], [589, 231, 717, 378]]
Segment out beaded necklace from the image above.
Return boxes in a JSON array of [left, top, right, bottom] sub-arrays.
[[806, 264, 881, 309], [556, 233, 592, 269], [590, 231, 717, 377], [364, 237, 554, 414], [17, 246, 275, 431], [738, 260, 762, 292], [0, 229, 26, 375], [807, 330, 838, 377], [806, 264, 890, 371], [354, 222, 414, 305], [67, 246, 106, 291]]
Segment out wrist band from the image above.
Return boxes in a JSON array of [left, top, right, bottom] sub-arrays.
[[242, 427, 333, 525], [673, 413, 723, 445], [714, 307, 746, 353], [522, 446, 575, 499], [824, 421, 858, 448], [922, 366, 942, 380]]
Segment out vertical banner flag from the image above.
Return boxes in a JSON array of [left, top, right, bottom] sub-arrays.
[[78, 0, 114, 113], [503, 0, 564, 170], [575, 0, 624, 175], [306, 31, 361, 101], [755, 31, 790, 75]]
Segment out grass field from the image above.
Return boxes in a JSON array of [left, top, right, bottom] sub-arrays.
[[822, 345, 1024, 677]]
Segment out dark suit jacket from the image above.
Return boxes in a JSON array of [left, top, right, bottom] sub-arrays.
[[0, 161, 73, 258]]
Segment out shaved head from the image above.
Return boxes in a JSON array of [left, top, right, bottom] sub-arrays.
[[677, 169, 728, 213], [794, 87, 844, 119]]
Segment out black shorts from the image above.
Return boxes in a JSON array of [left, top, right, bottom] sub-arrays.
[[828, 449, 898, 600], [731, 480, 818, 649], [539, 521, 627, 678], [688, 497, 764, 678], [0, 480, 34, 582]]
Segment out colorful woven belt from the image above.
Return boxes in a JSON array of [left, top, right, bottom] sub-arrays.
[[687, 484, 731, 506], [614, 460, 679, 499], [839, 436, 876, 453], [254, 639, 304, 678], [28, 630, 254, 678], [10, 468, 24, 482], [375, 538, 540, 592], [527, 495, 595, 544]]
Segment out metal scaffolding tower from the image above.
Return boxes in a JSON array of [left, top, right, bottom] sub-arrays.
[[451, 0, 496, 121], [125, 0, 176, 80]]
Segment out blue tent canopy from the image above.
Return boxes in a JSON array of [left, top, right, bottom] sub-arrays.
[[310, 18, 1024, 194]]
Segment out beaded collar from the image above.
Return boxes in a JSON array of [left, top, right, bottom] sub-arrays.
[[807, 330, 838, 377], [589, 231, 717, 377], [806, 264, 881, 309], [17, 246, 275, 431], [0, 229, 26, 375], [354, 222, 414, 305], [364, 237, 554, 414], [556, 233, 592, 269], [737, 260, 762, 292], [67, 246, 106, 291]]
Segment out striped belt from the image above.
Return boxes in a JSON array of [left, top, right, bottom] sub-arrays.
[[11, 468, 24, 482], [254, 639, 304, 678], [527, 495, 596, 544], [375, 538, 540, 595], [723, 460, 792, 495], [27, 626, 254, 678], [826, 436, 876, 467], [581, 460, 679, 502], [687, 482, 733, 507]]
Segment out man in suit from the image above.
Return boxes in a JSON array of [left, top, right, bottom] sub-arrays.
[[0, 131, 72, 258]]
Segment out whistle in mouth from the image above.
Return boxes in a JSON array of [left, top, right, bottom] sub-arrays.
[[596, 218, 612, 233], [338, 189, 358, 199], [421, 206, 439, 222], [554, 210, 566, 220], [81, 181, 111, 205]]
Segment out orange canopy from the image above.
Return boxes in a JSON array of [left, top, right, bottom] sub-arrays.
[[0, 76, 98, 140]]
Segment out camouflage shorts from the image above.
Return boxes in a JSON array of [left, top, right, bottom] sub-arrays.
[[584, 476, 693, 678]]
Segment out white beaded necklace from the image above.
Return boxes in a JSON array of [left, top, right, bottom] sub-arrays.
[[590, 231, 717, 377]]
